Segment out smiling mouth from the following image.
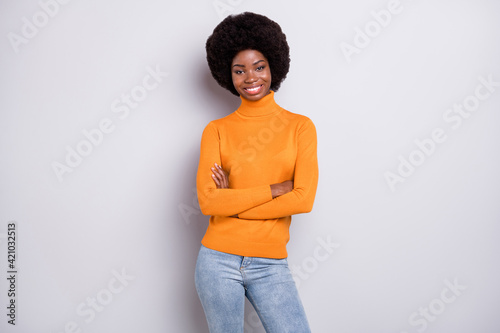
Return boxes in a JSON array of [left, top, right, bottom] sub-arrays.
[[244, 85, 263, 95]]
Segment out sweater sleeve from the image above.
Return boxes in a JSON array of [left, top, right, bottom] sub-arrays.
[[196, 121, 273, 216], [237, 118, 319, 219]]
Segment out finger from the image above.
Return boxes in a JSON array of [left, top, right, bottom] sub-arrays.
[[211, 169, 221, 187], [212, 167, 224, 181], [214, 163, 226, 176], [219, 169, 229, 188], [212, 164, 230, 188], [212, 169, 228, 189], [211, 173, 220, 186], [220, 175, 228, 188]]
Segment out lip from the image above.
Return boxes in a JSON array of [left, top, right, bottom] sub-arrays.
[[243, 84, 263, 95]]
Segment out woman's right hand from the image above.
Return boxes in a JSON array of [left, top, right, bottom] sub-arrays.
[[270, 180, 294, 199]]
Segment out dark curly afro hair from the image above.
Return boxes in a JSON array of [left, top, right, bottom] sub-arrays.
[[206, 12, 290, 96]]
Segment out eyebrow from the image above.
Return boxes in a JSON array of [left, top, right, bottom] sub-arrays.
[[232, 60, 265, 68]]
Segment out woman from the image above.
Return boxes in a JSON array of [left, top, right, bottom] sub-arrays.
[[195, 12, 318, 333]]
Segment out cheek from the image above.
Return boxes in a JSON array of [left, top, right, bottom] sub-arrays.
[[232, 73, 244, 83], [231, 74, 240, 88], [264, 69, 272, 82]]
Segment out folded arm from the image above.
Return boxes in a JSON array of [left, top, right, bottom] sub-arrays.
[[197, 118, 318, 219], [207, 118, 318, 220], [196, 122, 274, 216], [237, 118, 318, 219], [210, 164, 294, 218]]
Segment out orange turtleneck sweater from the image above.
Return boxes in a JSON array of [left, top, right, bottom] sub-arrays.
[[196, 91, 318, 259]]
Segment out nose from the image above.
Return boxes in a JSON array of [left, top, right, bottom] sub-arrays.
[[245, 71, 258, 83]]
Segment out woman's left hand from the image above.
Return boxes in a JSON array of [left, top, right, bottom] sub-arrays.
[[211, 163, 229, 189]]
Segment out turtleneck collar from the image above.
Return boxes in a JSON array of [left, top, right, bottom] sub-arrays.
[[235, 90, 281, 118]]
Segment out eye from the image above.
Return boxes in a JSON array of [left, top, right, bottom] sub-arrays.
[[256, 65, 265, 71], [234, 70, 244, 75]]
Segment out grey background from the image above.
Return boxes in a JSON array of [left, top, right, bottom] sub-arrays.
[[1, 0, 499, 332]]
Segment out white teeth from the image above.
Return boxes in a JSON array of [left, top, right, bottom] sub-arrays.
[[246, 86, 261, 92]]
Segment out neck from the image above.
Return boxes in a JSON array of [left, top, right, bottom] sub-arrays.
[[236, 90, 280, 117]]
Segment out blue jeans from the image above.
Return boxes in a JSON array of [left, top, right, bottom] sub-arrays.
[[195, 245, 311, 333]]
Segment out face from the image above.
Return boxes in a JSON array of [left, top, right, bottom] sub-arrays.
[[231, 49, 272, 101]]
